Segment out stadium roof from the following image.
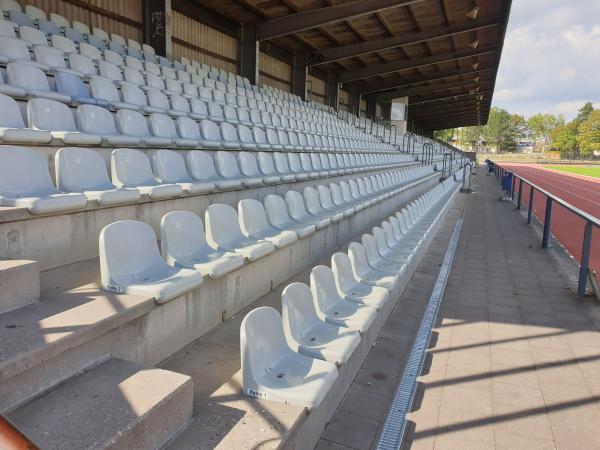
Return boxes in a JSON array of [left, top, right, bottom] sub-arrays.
[[176, 0, 513, 130]]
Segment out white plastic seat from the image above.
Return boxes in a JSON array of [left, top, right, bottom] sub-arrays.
[[241, 306, 338, 409], [99, 220, 202, 302], [89, 77, 136, 110], [282, 283, 360, 365], [0, 146, 86, 213], [19, 25, 47, 46], [362, 233, 407, 274], [151, 149, 213, 194], [27, 98, 102, 145], [285, 190, 330, 230], [310, 265, 377, 333], [76, 104, 140, 146], [264, 194, 316, 239], [215, 151, 262, 187], [55, 147, 141, 205], [0, 93, 51, 143], [238, 198, 297, 248], [323, 184, 354, 218], [258, 152, 295, 183], [161, 211, 244, 278], [331, 252, 389, 309], [287, 153, 309, 181], [304, 186, 341, 223], [115, 109, 172, 146], [148, 113, 196, 147], [6, 62, 70, 102], [273, 152, 299, 181], [186, 150, 241, 190], [239, 151, 280, 184], [111, 148, 182, 199], [347, 242, 399, 291], [205, 203, 275, 261]]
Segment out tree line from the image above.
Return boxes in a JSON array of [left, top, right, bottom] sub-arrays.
[[434, 102, 599, 157]]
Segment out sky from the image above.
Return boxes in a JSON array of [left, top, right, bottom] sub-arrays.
[[492, 0, 600, 121]]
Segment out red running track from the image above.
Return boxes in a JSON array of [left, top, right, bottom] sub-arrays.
[[499, 163, 600, 277]]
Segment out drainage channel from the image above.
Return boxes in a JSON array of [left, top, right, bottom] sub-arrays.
[[375, 215, 464, 450]]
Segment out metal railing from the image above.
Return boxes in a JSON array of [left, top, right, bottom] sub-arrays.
[[494, 164, 599, 299]]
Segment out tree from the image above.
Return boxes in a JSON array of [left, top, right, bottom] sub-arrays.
[[576, 110, 600, 157], [433, 129, 454, 142], [574, 102, 594, 126], [551, 121, 578, 156], [482, 107, 518, 152], [527, 113, 562, 152]]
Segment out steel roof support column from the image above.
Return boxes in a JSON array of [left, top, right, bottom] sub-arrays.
[[143, 0, 172, 58], [291, 53, 308, 100], [239, 23, 259, 86], [325, 71, 339, 110]]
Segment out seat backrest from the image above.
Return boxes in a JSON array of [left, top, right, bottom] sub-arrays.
[[116, 109, 151, 137], [72, 20, 90, 35], [175, 116, 199, 140], [263, 194, 292, 228], [186, 150, 218, 181], [76, 104, 118, 135], [121, 83, 147, 107], [50, 12, 70, 28], [111, 148, 157, 187], [331, 252, 359, 294], [99, 220, 165, 286], [161, 211, 210, 265], [0, 146, 59, 197], [282, 282, 322, 341], [170, 94, 190, 113], [33, 46, 65, 69], [123, 66, 144, 85], [79, 42, 102, 60], [285, 190, 309, 220], [215, 150, 242, 178], [0, 36, 30, 60], [310, 265, 343, 312], [0, 19, 16, 38], [0, 93, 25, 128], [103, 49, 123, 66], [257, 152, 276, 175], [19, 25, 47, 46], [318, 185, 335, 210], [28, 98, 78, 132], [148, 113, 178, 139], [89, 76, 119, 102], [240, 307, 288, 387], [151, 149, 191, 183], [273, 152, 291, 173], [238, 198, 270, 235], [0, 0, 21, 12], [219, 121, 240, 145], [8, 10, 33, 27], [205, 203, 244, 246], [199, 118, 222, 142], [55, 147, 114, 192], [238, 151, 261, 177], [287, 153, 303, 173], [68, 53, 96, 76], [303, 186, 324, 215]]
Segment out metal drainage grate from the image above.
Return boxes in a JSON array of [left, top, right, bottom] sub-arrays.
[[376, 215, 464, 450]]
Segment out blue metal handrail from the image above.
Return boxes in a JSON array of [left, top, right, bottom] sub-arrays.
[[494, 163, 600, 299]]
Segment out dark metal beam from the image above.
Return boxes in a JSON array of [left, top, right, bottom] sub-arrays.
[[172, 0, 238, 37], [239, 23, 259, 85], [291, 53, 308, 100], [408, 88, 492, 105], [256, 0, 426, 40], [361, 67, 493, 94], [375, 77, 491, 102], [339, 47, 497, 82], [307, 19, 499, 66]]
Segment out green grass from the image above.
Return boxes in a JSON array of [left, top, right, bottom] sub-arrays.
[[543, 165, 600, 178]]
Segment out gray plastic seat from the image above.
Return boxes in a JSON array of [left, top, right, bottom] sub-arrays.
[[55, 147, 141, 205], [99, 220, 202, 302], [205, 203, 275, 261], [89, 77, 136, 110], [54, 70, 99, 106], [347, 242, 399, 291], [299, 153, 320, 179], [215, 151, 263, 187], [362, 233, 407, 275], [285, 190, 330, 230], [258, 152, 295, 183], [273, 152, 298, 181], [151, 149, 213, 194], [0, 36, 37, 66], [186, 150, 240, 190], [76, 104, 140, 146], [241, 306, 338, 409], [287, 153, 309, 180], [238, 198, 297, 248], [116, 109, 172, 147], [331, 252, 389, 309], [111, 148, 182, 199], [263, 194, 316, 239], [27, 98, 102, 145], [323, 184, 354, 218], [282, 282, 360, 365], [6, 62, 70, 102], [0, 93, 51, 143], [303, 186, 340, 223], [0, 146, 86, 213], [161, 211, 244, 278], [310, 265, 377, 333], [148, 113, 196, 147]]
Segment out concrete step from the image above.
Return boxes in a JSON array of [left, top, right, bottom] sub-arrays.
[[0, 259, 155, 412], [0, 259, 40, 314], [7, 358, 193, 450]]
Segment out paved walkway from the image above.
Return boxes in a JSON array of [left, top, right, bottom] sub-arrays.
[[405, 169, 600, 450]]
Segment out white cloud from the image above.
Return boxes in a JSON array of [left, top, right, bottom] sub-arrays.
[[492, 1, 600, 120]]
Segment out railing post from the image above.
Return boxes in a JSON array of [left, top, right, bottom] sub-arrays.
[[542, 196, 553, 248], [527, 187, 534, 224], [577, 221, 593, 299], [511, 176, 516, 200], [517, 178, 523, 210]]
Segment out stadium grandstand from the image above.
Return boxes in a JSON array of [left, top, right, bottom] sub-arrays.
[[2, 1, 597, 450]]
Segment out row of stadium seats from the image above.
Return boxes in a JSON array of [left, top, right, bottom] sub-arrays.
[[241, 178, 459, 408], [0, 145, 419, 212], [0, 95, 392, 151], [98, 167, 438, 301]]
